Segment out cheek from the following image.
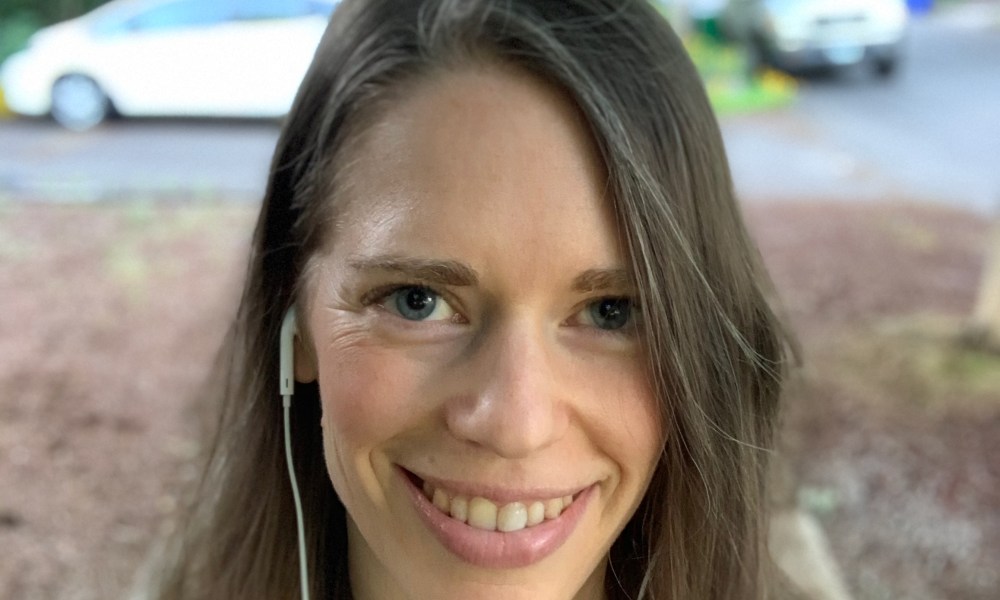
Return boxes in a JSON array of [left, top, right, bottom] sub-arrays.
[[626, 390, 663, 480], [578, 358, 662, 475], [625, 369, 662, 448], [317, 342, 422, 450], [315, 334, 434, 509]]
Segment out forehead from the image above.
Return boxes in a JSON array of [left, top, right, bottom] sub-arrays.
[[323, 63, 623, 279]]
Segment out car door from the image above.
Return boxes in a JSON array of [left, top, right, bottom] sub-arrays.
[[219, 0, 336, 117], [87, 0, 237, 116]]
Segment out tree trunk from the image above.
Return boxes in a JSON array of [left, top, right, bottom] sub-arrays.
[[966, 219, 1000, 351]]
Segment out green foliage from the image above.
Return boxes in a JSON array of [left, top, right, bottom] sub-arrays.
[[0, 0, 112, 62], [0, 0, 112, 25], [0, 10, 41, 61], [684, 33, 797, 115], [644, 0, 797, 114]]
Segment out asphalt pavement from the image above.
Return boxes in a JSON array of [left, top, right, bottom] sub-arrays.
[[0, 118, 278, 202], [723, 4, 1000, 214], [0, 5, 998, 212]]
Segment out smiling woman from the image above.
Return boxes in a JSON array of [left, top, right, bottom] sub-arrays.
[[144, 1, 793, 599], [295, 66, 662, 596]]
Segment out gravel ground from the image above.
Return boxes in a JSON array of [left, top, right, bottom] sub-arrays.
[[0, 199, 997, 599]]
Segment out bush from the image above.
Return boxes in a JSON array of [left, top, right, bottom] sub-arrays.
[[0, 11, 42, 63], [0, 0, 112, 62]]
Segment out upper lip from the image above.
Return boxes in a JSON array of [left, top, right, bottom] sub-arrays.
[[401, 467, 590, 504]]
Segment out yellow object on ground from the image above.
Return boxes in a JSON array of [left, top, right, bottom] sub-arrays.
[[0, 87, 11, 118], [683, 33, 797, 115]]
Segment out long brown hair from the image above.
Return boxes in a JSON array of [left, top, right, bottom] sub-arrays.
[[147, 1, 792, 598]]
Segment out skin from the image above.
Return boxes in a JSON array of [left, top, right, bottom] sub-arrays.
[[296, 64, 662, 600]]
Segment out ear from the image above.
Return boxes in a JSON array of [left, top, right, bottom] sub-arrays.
[[294, 334, 318, 383]]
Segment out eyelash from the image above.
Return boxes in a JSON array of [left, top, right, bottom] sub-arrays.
[[359, 282, 638, 334], [359, 282, 431, 308], [571, 296, 638, 337], [359, 282, 463, 321]]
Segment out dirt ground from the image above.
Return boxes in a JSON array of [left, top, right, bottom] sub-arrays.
[[0, 198, 997, 599]]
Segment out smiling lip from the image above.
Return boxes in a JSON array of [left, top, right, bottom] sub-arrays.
[[399, 467, 594, 569]]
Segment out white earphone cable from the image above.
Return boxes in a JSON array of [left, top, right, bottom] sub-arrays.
[[283, 395, 311, 600]]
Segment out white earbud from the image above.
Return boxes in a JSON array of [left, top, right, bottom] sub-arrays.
[[280, 306, 298, 397], [279, 305, 309, 600]]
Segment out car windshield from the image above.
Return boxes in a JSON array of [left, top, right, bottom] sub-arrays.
[[237, 0, 337, 20], [87, 0, 230, 36], [86, 0, 336, 37]]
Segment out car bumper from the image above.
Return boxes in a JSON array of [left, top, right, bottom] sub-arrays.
[[0, 51, 55, 116], [768, 40, 902, 70]]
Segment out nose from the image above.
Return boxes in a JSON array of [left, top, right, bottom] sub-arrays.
[[445, 318, 569, 458]]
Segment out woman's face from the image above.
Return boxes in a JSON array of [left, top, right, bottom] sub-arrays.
[[299, 65, 662, 600]]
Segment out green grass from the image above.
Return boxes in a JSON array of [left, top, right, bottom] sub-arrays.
[[828, 317, 1000, 411]]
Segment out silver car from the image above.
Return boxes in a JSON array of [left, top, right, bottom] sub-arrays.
[[720, 0, 909, 77]]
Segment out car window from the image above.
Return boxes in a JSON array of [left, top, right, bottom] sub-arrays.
[[306, 1, 339, 16], [126, 0, 233, 32], [236, 0, 337, 20]]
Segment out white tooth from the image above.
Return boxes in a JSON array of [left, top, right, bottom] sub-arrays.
[[497, 502, 528, 533], [432, 488, 450, 512], [544, 497, 564, 520], [562, 495, 573, 506], [450, 495, 468, 522], [422, 480, 433, 500], [467, 497, 498, 531], [527, 501, 545, 526]]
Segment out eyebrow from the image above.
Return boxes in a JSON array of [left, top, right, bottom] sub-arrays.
[[348, 256, 630, 293], [348, 255, 480, 286], [571, 268, 634, 293]]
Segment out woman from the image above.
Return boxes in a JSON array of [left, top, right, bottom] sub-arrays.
[[150, 0, 791, 598]]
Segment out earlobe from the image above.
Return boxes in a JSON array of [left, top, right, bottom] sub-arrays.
[[294, 336, 318, 383]]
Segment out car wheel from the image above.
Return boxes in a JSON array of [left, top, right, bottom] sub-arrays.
[[51, 74, 111, 131], [872, 57, 898, 79]]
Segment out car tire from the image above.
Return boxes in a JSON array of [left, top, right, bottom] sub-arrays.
[[872, 57, 898, 79], [51, 74, 111, 131]]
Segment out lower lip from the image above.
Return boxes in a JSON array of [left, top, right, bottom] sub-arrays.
[[400, 468, 594, 569]]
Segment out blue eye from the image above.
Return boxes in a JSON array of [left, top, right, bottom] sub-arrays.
[[587, 297, 632, 330], [386, 286, 456, 321]]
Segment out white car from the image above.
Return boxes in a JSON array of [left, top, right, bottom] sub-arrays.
[[0, 0, 337, 130], [720, 0, 909, 77]]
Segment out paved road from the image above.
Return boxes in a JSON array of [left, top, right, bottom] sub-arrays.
[[0, 6, 997, 211], [722, 6, 1000, 213], [0, 118, 279, 201]]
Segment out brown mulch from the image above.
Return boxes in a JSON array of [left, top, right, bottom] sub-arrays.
[[0, 199, 997, 599], [747, 201, 1000, 600]]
